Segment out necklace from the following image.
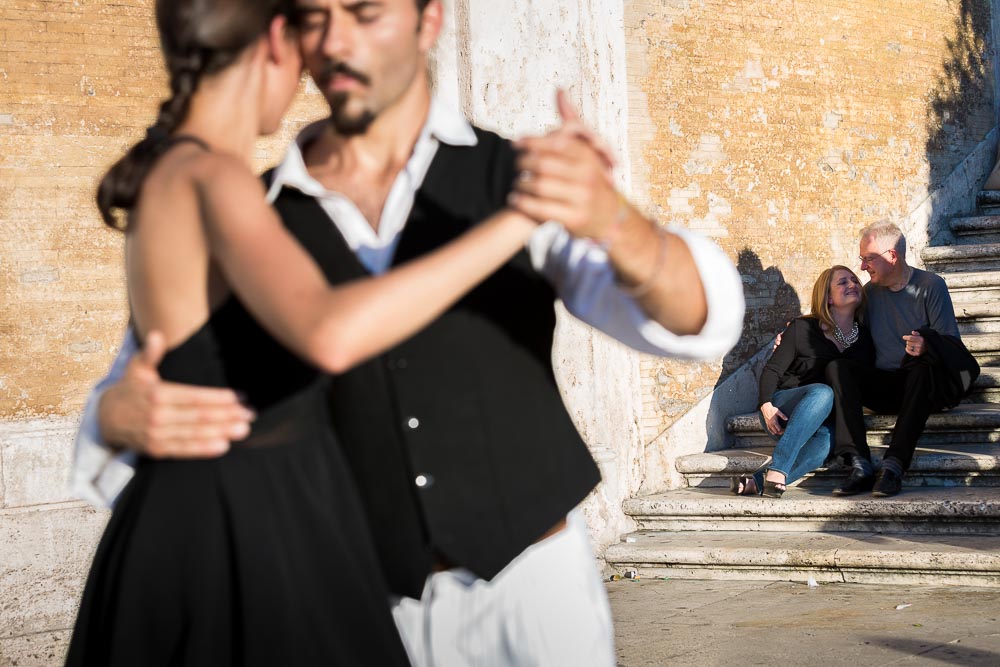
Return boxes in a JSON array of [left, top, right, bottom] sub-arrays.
[[834, 321, 859, 348]]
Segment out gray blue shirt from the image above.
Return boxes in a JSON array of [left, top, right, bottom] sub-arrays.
[[864, 267, 960, 370]]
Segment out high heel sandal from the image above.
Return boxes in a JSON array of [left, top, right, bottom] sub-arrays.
[[730, 469, 765, 496], [761, 479, 786, 498]]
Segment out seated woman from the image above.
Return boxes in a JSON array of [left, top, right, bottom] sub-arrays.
[[733, 265, 875, 498]]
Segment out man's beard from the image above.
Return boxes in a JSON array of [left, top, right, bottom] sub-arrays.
[[328, 92, 376, 136], [318, 60, 376, 135]]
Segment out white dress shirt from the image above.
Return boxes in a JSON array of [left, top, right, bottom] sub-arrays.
[[71, 99, 745, 506]]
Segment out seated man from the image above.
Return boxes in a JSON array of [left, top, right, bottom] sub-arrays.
[[825, 222, 963, 497]]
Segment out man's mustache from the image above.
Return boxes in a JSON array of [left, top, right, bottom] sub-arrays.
[[318, 61, 371, 88]]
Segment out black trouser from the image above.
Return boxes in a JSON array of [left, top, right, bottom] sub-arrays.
[[824, 358, 944, 470]]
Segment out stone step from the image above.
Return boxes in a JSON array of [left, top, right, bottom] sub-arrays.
[[727, 403, 1000, 451], [957, 301, 1000, 335], [605, 525, 1000, 586], [943, 270, 1000, 304], [950, 215, 1000, 244], [975, 189, 1000, 212], [956, 300, 1000, 320], [678, 442, 1000, 488], [973, 367, 1000, 402], [963, 332, 1000, 365], [921, 243, 1000, 273], [959, 319, 1000, 335], [619, 486, 1000, 535]]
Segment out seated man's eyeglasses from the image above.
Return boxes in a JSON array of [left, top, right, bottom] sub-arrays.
[[859, 249, 893, 264]]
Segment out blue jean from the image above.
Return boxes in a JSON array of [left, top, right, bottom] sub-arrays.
[[758, 384, 834, 485]]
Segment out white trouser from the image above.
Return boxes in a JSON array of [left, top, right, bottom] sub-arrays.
[[391, 510, 615, 667]]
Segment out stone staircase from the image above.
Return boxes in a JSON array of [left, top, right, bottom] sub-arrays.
[[606, 206, 1000, 586]]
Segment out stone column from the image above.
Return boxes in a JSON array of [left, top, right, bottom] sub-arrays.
[[432, 0, 643, 555]]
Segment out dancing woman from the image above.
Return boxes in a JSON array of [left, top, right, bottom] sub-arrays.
[[65, 1, 537, 664]]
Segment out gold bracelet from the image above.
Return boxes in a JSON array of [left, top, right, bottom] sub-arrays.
[[620, 225, 668, 298]]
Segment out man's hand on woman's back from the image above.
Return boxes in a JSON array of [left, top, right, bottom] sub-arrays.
[[772, 320, 792, 351], [98, 330, 254, 458]]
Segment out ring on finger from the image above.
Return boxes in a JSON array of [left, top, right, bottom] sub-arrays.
[[518, 170, 533, 183]]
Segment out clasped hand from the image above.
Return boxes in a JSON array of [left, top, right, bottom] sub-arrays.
[[508, 90, 621, 241]]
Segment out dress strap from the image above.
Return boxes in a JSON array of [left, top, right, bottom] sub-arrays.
[[165, 134, 210, 152]]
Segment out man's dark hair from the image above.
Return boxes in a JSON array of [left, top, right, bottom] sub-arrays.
[[417, 0, 430, 9]]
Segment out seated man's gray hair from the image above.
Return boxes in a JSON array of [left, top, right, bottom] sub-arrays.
[[860, 221, 906, 260]]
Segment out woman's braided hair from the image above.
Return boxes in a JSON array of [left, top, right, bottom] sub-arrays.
[[97, 0, 297, 229]]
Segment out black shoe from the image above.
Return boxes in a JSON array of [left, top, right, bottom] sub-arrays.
[[832, 468, 875, 496], [872, 468, 903, 497], [730, 469, 765, 496]]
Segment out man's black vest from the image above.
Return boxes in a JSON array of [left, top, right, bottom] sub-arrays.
[[270, 128, 601, 598]]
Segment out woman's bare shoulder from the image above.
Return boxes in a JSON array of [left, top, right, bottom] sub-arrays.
[[138, 145, 219, 204], [187, 154, 275, 235], [137, 148, 265, 224], [147, 146, 259, 194], [188, 151, 264, 192], [130, 145, 204, 228]]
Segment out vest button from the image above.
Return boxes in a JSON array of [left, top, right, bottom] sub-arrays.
[[415, 474, 434, 488], [397, 358, 409, 369], [407, 417, 420, 429]]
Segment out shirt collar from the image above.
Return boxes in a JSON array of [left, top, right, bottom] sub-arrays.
[[423, 96, 478, 147], [265, 97, 477, 203]]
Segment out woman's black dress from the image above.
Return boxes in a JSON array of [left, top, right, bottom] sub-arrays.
[[65, 296, 411, 666]]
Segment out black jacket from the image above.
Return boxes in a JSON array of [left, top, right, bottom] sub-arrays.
[[900, 327, 980, 409]]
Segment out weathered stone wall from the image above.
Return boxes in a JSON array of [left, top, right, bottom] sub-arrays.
[[436, 0, 646, 565]]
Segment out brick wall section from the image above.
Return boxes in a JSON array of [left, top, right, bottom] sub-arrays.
[[0, 2, 328, 661], [0, 0, 328, 420], [626, 0, 997, 444]]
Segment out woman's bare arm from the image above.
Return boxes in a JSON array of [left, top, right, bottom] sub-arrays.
[[196, 154, 535, 373]]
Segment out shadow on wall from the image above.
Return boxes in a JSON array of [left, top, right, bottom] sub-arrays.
[[698, 249, 801, 452], [717, 248, 801, 384], [923, 0, 995, 244]]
